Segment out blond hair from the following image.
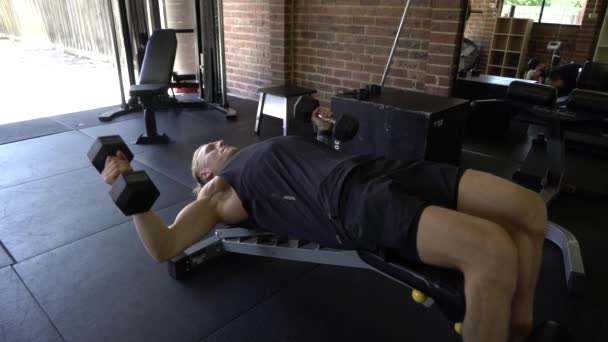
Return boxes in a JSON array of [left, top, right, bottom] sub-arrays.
[[191, 144, 206, 195]]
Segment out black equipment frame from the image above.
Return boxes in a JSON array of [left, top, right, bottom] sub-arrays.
[[99, 0, 236, 133]]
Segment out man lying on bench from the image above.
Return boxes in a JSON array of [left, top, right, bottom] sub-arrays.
[[101, 109, 549, 342]]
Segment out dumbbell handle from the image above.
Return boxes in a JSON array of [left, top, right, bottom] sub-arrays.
[[315, 113, 359, 143], [314, 113, 336, 146], [316, 114, 336, 125]]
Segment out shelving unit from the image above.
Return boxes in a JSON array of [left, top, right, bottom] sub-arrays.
[[594, 9, 608, 63], [486, 18, 533, 78]]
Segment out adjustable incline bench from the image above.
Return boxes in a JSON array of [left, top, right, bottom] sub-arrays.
[[167, 86, 586, 334], [168, 222, 584, 333], [99, 29, 178, 145]]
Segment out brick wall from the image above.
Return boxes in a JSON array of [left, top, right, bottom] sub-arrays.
[[269, 1, 294, 85], [428, 1, 468, 95], [464, 0, 607, 71], [223, 0, 273, 99], [292, 0, 465, 105], [463, 0, 501, 71], [223, 0, 466, 102]]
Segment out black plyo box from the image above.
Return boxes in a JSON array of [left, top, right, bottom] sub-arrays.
[[331, 88, 469, 165]]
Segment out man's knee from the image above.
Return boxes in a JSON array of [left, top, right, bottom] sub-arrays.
[[417, 207, 518, 289], [511, 186, 548, 238], [465, 222, 519, 291], [458, 170, 547, 237]]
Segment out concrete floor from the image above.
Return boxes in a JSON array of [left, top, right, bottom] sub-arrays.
[[0, 37, 121, 125]]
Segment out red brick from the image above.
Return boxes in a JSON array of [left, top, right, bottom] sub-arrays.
[[222, 0, 467, 99]]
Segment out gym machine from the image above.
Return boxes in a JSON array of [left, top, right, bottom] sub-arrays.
[[99, 0, 235, 130], [467, 80, 608, 204], [195, 0, 234, 117], [506, 82, 608, 204]]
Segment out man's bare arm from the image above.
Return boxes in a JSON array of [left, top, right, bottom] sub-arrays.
[[102, 155, 240, 263], [132, 196, 220, 262]]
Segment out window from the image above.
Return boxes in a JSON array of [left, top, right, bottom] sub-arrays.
[[501, 0, 588, 25]]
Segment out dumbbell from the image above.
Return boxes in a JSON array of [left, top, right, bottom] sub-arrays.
[[87, 135, 160, 216], [294, 95, 359, 141], [315, 114, 359, 142]]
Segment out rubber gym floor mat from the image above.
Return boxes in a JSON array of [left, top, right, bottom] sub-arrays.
[[78, 107, 230, 155], [595, 318, 608, 342], [0, 160, 192, 262], [0, 267, 63, 342], [133, 115, 298, 188], [563, 151, 608, 197], [0, 240, 14, 269], [201, 264, 460, 342], [135, 139, 214, 188], [563, 297, 608, 342], [0, 117, 71, 145], [50, 105, 138, 130], [13, 200, 317, 342], [50, 95, 246, 130], [549, 194, 608, 314], [0, 130, 95, 189]]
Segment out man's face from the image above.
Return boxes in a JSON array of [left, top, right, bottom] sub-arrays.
[[198, 140, 238, 181]]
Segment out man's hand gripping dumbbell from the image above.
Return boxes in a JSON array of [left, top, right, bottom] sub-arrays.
[[87, 135, 160, 216], [294, 95, 359, 146]]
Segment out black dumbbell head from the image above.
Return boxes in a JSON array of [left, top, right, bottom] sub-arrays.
[[367, 84, 382, 97], [87, 135, 134, 173], [110, 171, 160, 216], [334, 114, 359, 142], [354, 88, 370, 100], [294, 95, 320, 122]]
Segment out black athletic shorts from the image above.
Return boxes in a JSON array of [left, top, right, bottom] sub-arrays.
[[337, 159, 466, 263]]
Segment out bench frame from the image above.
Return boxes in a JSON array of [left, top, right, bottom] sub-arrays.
[[168, 222, 584, 323]]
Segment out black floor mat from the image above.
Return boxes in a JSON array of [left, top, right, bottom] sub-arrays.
[[13, 201, 317, 342], [0, 267, 63, 342], [0, 117, 71, 145], [0, 241, 13, 269], [0, 130, 96, 189], [0, 161, 193, 262], [50, 105, 139, 129], [202, 265, 459, 342], [549, 194, 608, 310]]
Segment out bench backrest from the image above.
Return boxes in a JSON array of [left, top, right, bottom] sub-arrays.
[[139, 29, 177, 85]]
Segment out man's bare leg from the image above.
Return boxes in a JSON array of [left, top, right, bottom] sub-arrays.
[[416, 206, 519, 342], [457, 170, 548, 342]]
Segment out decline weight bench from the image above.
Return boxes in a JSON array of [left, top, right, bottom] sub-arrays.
[[168, 222, 584, 333]]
